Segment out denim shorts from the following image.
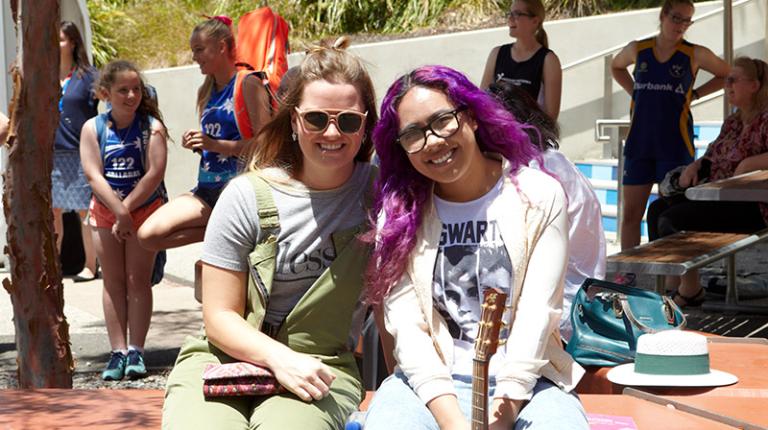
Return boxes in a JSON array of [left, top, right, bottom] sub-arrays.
[[364, 372, 588, 430]]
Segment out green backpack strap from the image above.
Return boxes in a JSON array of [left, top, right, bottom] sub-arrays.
[[244, 172, 281, 332]]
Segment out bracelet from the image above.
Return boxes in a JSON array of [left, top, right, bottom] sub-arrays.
[[692, 89, 700, 100]]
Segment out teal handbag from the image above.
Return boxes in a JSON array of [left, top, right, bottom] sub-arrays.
[[565, 278, 686, 367]]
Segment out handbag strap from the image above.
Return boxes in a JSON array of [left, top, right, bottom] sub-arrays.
[[618, 295, 687, 333]]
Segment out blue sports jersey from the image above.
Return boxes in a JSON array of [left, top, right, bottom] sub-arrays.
[[625, 38, 696, 162], [198, 75, 241, 189], [102, 113, 147, 200]]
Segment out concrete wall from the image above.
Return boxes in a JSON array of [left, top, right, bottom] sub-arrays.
[[143, 0, 767, 198]]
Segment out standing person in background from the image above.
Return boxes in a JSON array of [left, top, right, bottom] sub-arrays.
[[163, 38, 378, 429], [480, 0, 562, 121], [138, 16, 271, 251], [490, 81, 606, 341], [611, 0, 729, 275], [55, 21, 99, 282], [80, 61, 168, 381]]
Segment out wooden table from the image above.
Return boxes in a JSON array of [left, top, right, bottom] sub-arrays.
[[581, 394, 740, 429], [686, 170, 768, 203], [665, 395, 768, 427], [577, 338, 768, 398]]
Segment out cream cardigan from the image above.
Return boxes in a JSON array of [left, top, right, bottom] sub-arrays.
[[382, 160, 585, 404]]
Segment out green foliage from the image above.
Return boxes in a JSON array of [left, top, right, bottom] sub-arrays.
[[86, 0, 678, 70], [87, 0, 130, 67]]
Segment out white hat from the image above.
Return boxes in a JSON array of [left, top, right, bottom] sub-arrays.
[[607, 331, 738, 387]]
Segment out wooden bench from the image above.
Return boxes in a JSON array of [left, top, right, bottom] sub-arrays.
[[607, 229, 768, 313]]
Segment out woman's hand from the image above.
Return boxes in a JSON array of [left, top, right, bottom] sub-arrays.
[[267, 348, 336, 402], [111, 210, 134, 242], [678, 160, 701, 188]]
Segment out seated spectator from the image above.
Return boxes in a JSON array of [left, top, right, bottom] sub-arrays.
[[363, 65, 587, 430], [647, 56, 768, 307], [490, 81, 606, 341], [162, 38, 378, 430]]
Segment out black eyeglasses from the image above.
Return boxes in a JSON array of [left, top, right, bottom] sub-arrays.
[[294, 108, 367, 134], [506, 10, 535, 20], [667, 12, 694, 26], [397, 107, 467, 154]]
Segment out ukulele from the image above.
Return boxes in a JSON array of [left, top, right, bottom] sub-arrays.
[[471, 288, 508, 430]]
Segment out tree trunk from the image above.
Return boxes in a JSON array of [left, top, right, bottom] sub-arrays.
[[2, 0, 74, 388]]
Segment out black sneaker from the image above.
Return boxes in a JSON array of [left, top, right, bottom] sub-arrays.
[[125, 349, 147, 379]]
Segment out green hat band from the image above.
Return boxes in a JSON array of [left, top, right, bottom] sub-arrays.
[[634, 353, 710, 375]]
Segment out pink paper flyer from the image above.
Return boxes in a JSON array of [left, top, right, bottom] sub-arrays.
[[587, 413, 638, 430]]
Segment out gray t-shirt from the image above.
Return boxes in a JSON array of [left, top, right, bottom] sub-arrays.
[[202, 162, 373, 327]]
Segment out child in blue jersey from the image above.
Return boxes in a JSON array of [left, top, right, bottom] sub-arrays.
[[80, 60, 169, 381], [611, 0, 729, 259], [138, 16, 271, 251]]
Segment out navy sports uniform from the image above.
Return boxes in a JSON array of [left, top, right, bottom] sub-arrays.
[[624, 38, 697, 185]]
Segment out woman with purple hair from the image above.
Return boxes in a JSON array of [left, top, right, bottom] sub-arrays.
[[364, 65, 587, 429]]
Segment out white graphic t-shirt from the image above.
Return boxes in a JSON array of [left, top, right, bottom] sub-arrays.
[[432, 176, 514, 377]]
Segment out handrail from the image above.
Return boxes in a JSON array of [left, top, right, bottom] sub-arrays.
[[595, 119, 630, 142], [561, 0, 752, 70]]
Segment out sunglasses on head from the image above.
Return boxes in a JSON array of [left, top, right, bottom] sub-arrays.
[[294, 108, 367, 134]]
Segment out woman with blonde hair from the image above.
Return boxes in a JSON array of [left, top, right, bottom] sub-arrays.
[[647, 57, 768, 307], [480, 0, 562, 120], [162, 38, 378, 429], [139, 16, 271, 251]]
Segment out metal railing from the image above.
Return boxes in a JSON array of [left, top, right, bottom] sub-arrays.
[[595, 120, 630, 245]]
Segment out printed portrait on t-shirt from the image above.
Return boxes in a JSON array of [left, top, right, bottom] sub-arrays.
[[432, 219, 513, 342]]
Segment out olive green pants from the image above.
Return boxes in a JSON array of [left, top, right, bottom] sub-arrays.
[[162, 335, 362, 430]]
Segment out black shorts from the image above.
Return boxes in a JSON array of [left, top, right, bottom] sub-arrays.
[[192, 185, 225, 209]]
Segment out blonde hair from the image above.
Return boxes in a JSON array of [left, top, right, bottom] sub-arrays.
[[734, 56, 768, 119], [514, 0, 548, 48], [192, 18, 236, 117], [246, 37, 376, 176]]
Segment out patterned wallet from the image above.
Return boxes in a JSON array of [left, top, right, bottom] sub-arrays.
[[202, 362, 285, 397]]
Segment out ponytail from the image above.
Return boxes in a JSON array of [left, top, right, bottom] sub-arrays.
[[196, 76, 216, 119], [191, 17, 236, 119], [536, 27, 548, 49]]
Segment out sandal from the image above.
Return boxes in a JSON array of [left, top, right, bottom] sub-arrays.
[[671, 288, 706, 308]]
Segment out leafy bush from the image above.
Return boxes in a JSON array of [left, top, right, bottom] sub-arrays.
[[87, 0, 697, 69]]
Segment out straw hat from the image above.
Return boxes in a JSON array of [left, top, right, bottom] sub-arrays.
[[607, 331, 738, 387]]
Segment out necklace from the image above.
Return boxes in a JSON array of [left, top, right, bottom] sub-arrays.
[[113, 116, 137, 146]]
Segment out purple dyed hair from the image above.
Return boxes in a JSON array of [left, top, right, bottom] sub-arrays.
[[365, 65, 542, 304]]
